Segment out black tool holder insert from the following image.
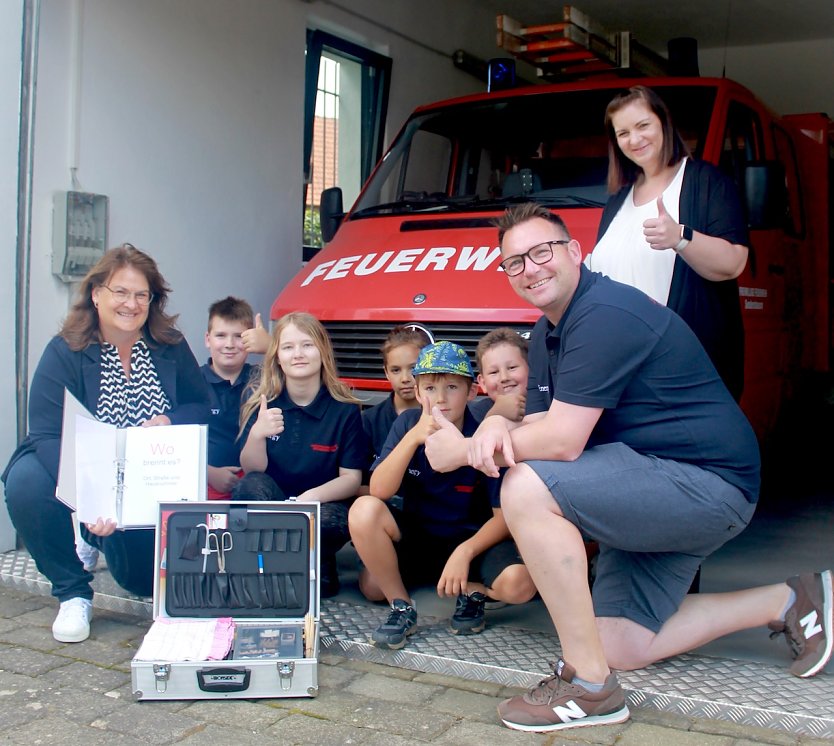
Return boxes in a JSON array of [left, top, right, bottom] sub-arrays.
[[164, 506, 311, 618]]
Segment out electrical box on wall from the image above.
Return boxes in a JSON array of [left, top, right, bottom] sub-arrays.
[[52, 191, 109, 282]]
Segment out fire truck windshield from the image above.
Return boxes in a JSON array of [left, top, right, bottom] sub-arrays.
[[351, 84, 717, 218]]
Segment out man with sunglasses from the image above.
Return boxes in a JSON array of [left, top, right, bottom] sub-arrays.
[[425, 202, 832, 733]]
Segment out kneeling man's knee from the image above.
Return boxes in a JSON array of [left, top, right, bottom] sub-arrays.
[[500, 464, 548, 515]]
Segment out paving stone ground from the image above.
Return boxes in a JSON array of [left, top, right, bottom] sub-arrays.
[[0, 584, 829, 745]]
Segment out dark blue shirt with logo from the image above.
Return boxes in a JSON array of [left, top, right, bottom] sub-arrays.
[[526, 266, 760, 503], [240, 385, 367, 498], [373, 407, 498, 538]]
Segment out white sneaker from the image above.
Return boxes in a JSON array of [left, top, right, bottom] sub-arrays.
[[52, 597, 92, 643], [76, 537, 100, 573]]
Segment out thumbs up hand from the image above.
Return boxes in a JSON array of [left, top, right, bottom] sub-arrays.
[[252, 393, 284, 439], [642, 195, 681, 251], [410, 394, 441, 445], [425, 405, 468, 473], [242, 312, 271, 354]]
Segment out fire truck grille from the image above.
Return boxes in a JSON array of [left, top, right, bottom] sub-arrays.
[[322, 321, 535, 382]]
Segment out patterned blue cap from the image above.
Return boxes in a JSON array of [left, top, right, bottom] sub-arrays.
[[413, 341, 474, 379]]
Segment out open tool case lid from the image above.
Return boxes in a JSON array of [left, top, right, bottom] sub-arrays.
[[153, 501, 320, 622]]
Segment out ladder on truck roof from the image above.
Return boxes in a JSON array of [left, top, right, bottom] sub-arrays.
[[496, 6, 672, 81]]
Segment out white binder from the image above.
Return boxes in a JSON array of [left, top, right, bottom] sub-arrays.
[[56, 389, 207, 528]]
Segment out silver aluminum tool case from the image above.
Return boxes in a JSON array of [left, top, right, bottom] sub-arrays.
[[131, 500, 320, 700]]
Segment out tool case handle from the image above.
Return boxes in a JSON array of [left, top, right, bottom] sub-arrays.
[[197, 667, 251, 693]]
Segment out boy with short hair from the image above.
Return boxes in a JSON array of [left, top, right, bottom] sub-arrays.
[[469, 327, 529, 423], [348, 341, 535, 649], [201, 296, 256, 499]]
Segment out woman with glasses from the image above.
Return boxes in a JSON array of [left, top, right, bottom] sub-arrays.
[[587, 85, 749, 400], [3, 244, 208, 643]]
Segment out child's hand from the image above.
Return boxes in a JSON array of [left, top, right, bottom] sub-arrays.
[[242, 313, 271, 354], [489, 391, 527, 422], [409, 395, 440, 445], [252, 394, 284, 439], [425, 407, 467, 473], [208, 465, 241, 493], [437, 544, 472, 597]]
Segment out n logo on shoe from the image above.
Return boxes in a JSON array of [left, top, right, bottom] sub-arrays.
[[552, 700, 588, 722], [800, 610, 823, 639]]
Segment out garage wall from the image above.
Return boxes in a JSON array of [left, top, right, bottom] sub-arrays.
[[700, 38, 834, 117], [0, 0, 23, 549]]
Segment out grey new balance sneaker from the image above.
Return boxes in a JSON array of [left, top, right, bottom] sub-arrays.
[[498, 658, 629, 732], [371, 599, 417, 649], [769, 570, 833, 677]]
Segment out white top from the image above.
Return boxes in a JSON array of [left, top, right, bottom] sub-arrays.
[[585, 158, 687, 305]]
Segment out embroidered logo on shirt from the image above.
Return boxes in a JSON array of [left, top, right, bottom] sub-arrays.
[[211, 408, 220, 415], [269, 435, 281, 442], [538, 385, 549, 392], [311, 443, 338, 452], [455, 485, 474, 493], [408, 468, 420, 477]]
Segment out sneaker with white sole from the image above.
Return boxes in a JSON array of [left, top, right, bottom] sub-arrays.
[[52, 597, 93, 643], [76, 537, 100, 573], [497, 658, 629, 732], [768, 569, 833, 678]]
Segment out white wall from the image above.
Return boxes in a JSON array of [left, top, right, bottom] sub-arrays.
[[0, 0, 24, 550], [700, 38, 834, 117]]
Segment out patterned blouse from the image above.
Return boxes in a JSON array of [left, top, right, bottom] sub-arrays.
[[95, 339, 171, 427]]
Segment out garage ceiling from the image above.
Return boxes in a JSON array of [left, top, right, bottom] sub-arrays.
[[482, 0, 834, 51]]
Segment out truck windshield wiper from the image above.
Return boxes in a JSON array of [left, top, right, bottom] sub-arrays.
[[350, 193, 478, 218], [475, 194, 607, 209]]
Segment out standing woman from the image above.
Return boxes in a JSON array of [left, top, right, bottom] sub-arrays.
[[3, 244, 209, 643], [588, 85, 749, 399], [237, 312, 367, 597]]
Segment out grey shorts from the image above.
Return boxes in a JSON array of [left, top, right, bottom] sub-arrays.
[[524, 442, 756, 632]]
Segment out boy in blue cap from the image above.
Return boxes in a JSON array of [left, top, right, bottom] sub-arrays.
[[348, 341, 535, 649]]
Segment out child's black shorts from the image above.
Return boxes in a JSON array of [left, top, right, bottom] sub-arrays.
[[388, 506, 523, 590]]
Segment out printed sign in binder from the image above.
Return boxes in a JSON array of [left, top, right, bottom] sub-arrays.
[[57, 389, 207, 528]]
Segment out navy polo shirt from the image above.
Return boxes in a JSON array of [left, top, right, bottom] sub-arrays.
[[362, 393, 398, 464], [200, 361, 254, 467], [372, 407, 498, 538], [240, 385, 367, 497], [468, 397, 494, 423], [526, 266, 760, 502]]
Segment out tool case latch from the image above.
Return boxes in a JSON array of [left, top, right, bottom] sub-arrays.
[[153, 663, 171, 693], [277, 660, 295, 691]]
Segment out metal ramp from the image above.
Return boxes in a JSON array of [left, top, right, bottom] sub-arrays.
[[2, 547, 832, 739]]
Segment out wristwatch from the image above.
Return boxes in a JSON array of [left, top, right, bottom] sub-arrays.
[[675, 224, 693, 252]]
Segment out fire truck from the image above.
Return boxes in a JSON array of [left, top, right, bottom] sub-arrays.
[[273, 20, 832, 441]]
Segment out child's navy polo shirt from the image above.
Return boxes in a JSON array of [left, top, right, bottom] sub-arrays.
[[467, 397, 494, 423], [525, 266, 760, 503], [362, 393, 398, 464], [241, 385, 367, 497], [372, 407, 498, 539], [200, 361, 254, 467]]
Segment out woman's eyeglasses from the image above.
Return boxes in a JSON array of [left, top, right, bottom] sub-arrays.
[[499, 240, 570, 277], [101, 285, 154, 306]]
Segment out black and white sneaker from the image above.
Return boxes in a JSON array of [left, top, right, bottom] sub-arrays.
[[371, 599, 417, 649], [449, 591, 486, 635]]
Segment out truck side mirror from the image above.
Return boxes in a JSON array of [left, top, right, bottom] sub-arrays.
[[320, 187, 345, 244], [744, 161, 787, 231]]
